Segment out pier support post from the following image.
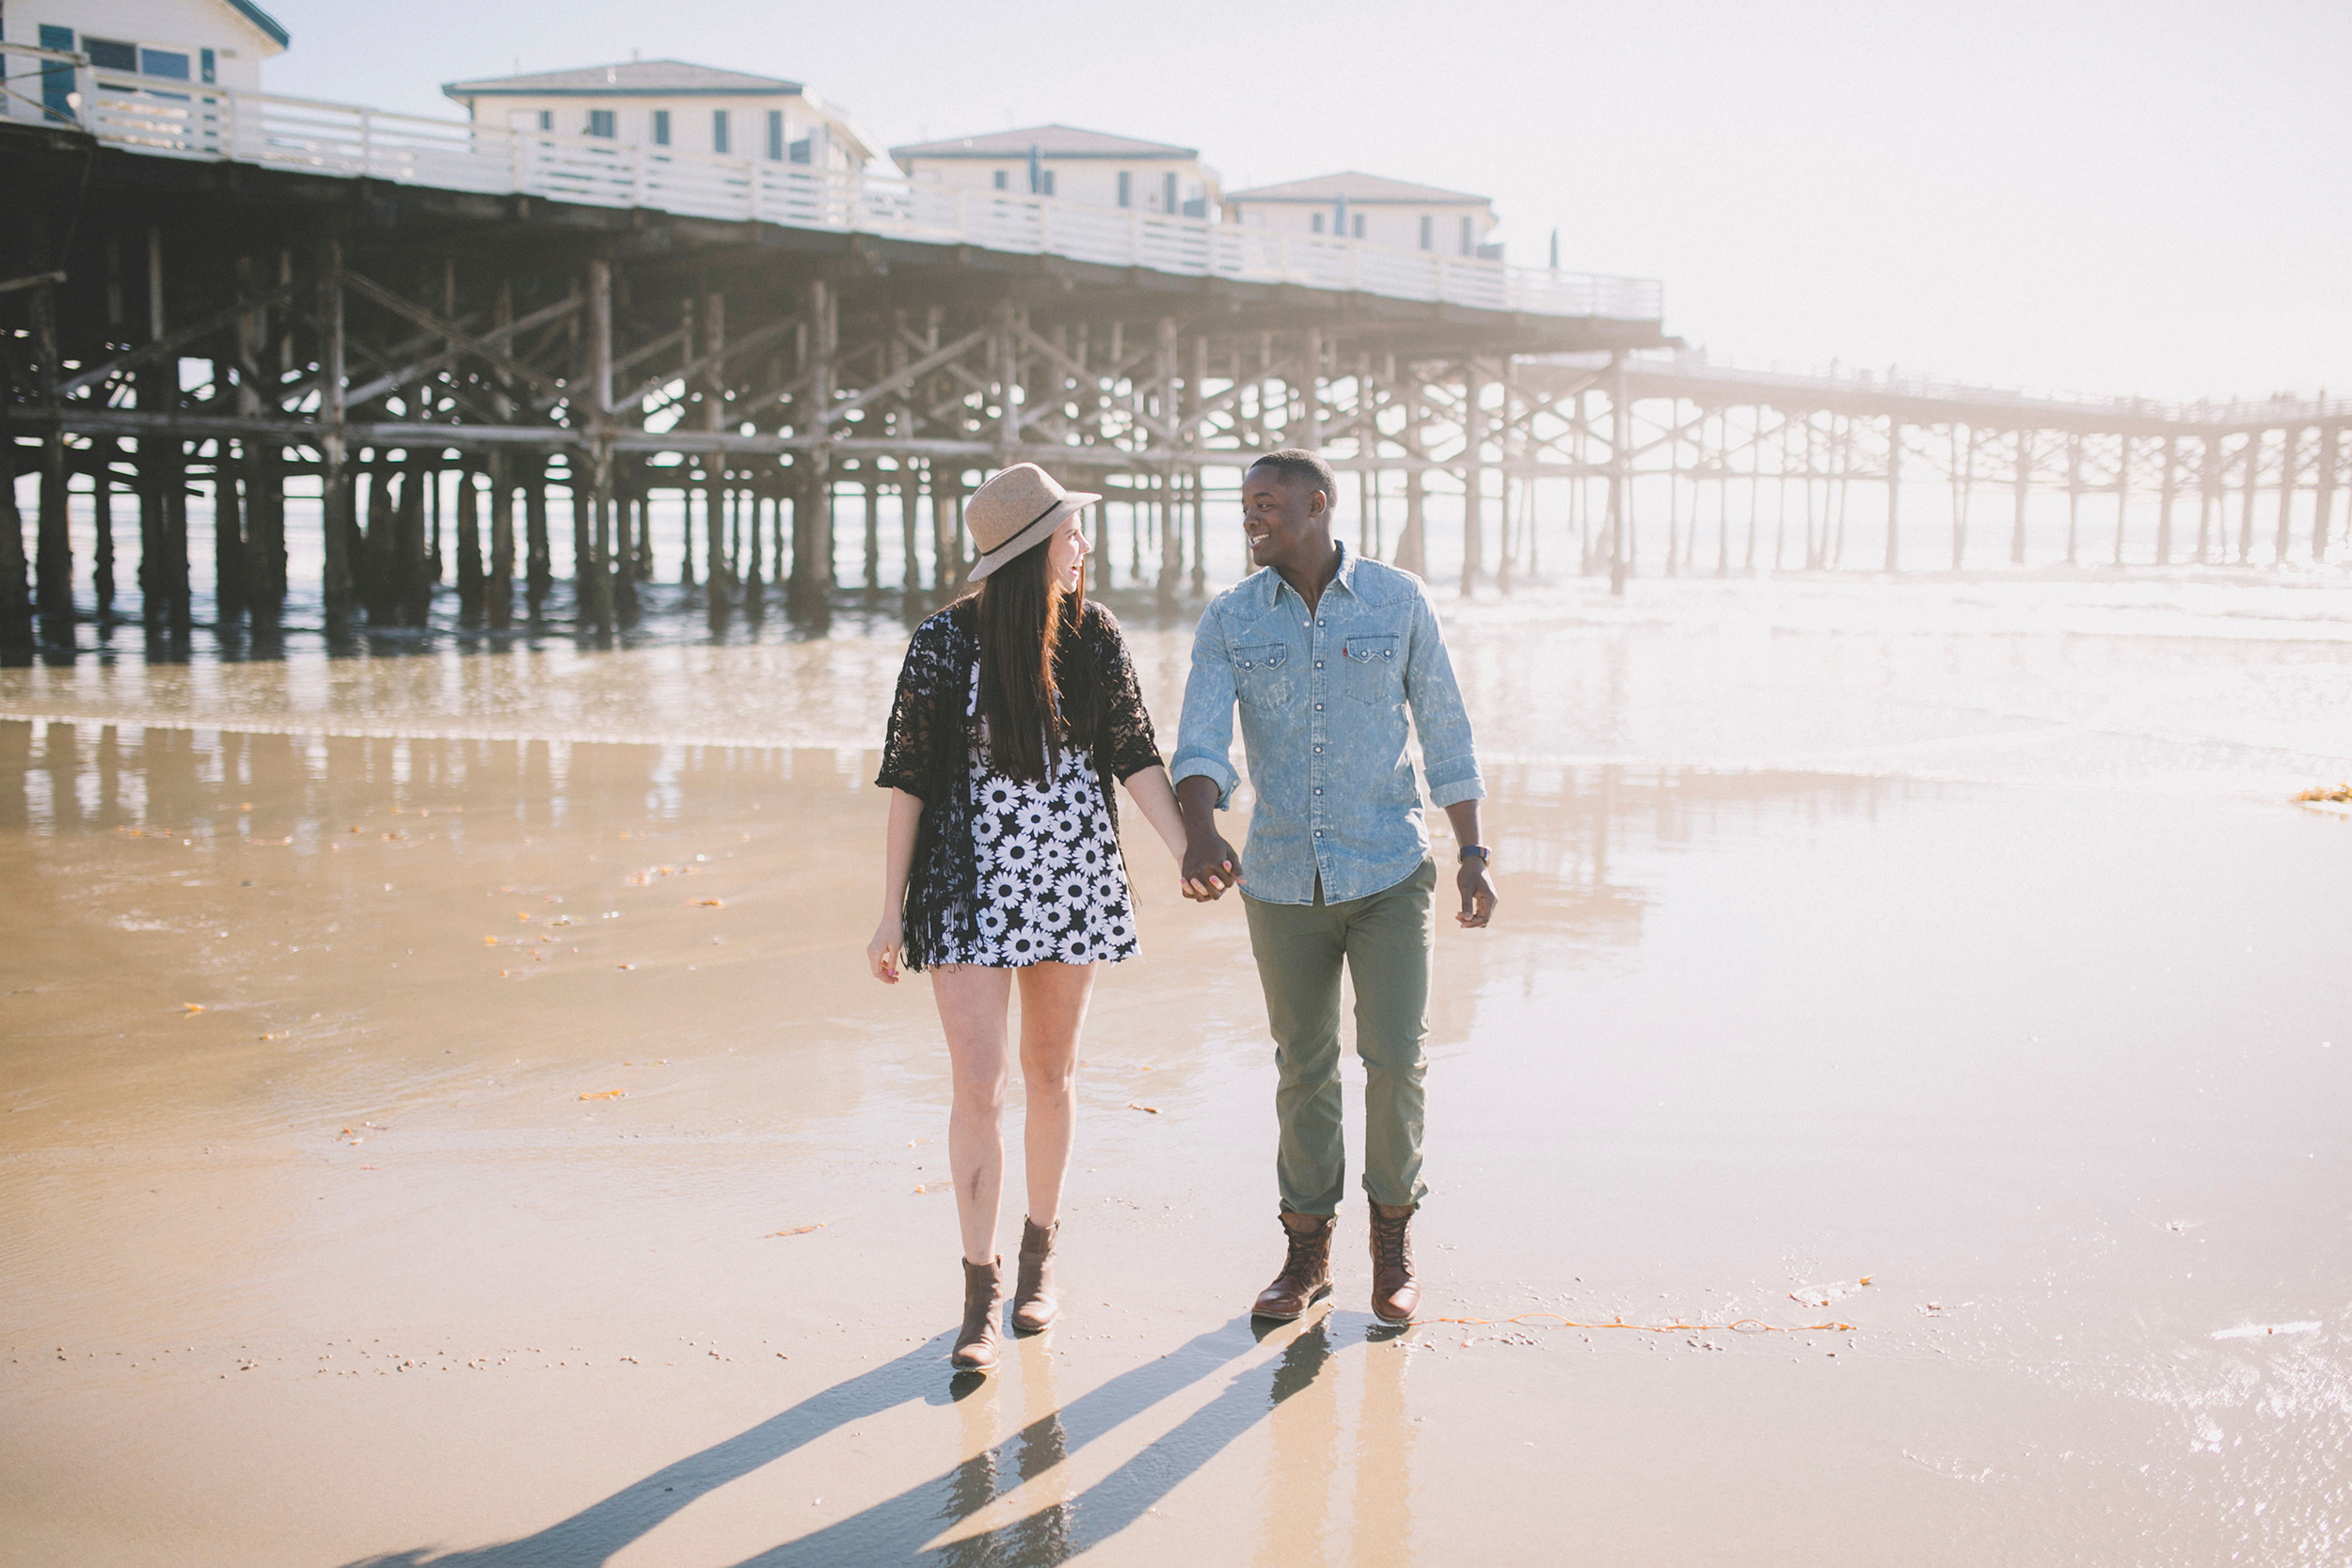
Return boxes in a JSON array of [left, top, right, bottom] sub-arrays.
[[2275, 427, 2301, 563], [0, 419, 30, 652], [1607, 352, 1629, 596], [2112, 436, 2132, 566], [1883, 419, 1902, 574], [2196, 436, 2219, 562], [2064, 436, 2082, 565], [1156, 316, 1181, 608], [318, 239, 354, 634], [2313, 427, 2338, 561], [29, 279, 74, 645], [1462, 359, 1485, 595], [2236, 436, 2259, 562], [2155, 436, 2178, 564], [2010, 430, 2032, 564]]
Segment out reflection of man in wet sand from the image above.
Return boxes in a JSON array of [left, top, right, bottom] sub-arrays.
[[1172, 449, 1496, 1326]]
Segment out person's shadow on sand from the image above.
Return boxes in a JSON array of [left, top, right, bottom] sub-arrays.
[[341, 1310, 1372, 1567]]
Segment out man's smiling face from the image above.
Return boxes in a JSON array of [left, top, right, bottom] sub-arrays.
[[1242, 463, 1331, 576]]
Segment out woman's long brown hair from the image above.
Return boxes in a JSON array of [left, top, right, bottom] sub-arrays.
[[974, 533, 1097, 784]]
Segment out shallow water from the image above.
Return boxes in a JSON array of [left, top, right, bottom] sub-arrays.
[[3, 570, 2350, 1564]]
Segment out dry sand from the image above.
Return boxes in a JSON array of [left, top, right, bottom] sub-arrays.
[[5, 575, 2351, 1564]]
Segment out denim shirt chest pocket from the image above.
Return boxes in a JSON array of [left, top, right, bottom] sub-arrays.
[[1339, 633, 1401, 705], [1232, 640, 1294, 709]]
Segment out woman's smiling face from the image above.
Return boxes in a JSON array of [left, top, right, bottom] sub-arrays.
[[1047, 514, 1090, 594]]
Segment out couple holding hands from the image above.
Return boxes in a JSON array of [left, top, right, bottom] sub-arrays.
[[867, 449, 1496, 1373]]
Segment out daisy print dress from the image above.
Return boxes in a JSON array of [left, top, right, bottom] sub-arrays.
[[955, 663, 1138, 967], [876, 597, 1162, 973]]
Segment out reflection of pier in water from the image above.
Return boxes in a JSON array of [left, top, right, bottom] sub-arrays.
[[1487, 763, 1913, 955]]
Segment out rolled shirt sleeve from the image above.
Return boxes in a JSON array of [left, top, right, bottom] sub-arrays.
[[1406, 583, 1485, 808], [1169, 601, 1241, 809]]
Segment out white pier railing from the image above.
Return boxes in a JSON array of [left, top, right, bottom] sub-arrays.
[[3, 43, 1663, 325]]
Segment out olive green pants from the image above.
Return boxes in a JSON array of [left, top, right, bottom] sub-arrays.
[[1241, 859, 1436, 1216]]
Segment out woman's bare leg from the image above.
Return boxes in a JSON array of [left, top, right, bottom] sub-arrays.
[[932, 965, 1015, 1265], [1016, 961, 1097, 1228]]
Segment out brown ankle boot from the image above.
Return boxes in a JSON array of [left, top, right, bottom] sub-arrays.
[[1012, 1217, 1058, 1333], [1252, 1212, 1336, 1320], [951, 1257, 1004, 1372], [1369, 1202, 1420, 1326]]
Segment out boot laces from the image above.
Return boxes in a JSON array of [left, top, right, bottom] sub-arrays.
[[1372, 1212, 1412, 1270]]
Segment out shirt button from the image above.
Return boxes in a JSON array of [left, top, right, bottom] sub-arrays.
[[1314, 830, 1323, 837], [1314, 661, 1323, 669], [1314, 703, 1323, 711], [1313, 745, 1323, 753], [1314, 788, 1322, 795]]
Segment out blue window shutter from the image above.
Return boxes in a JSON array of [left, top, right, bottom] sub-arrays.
[[1419, 214, 1432, 250], [993, 169, 1007, 190], [1460, 215, 1472, 256], [712, 109, 729, 153], [1118, 171, 1130, 208], [767, 110, 783, 160], [39, 24, 76, 122], [1164, 172, 1177, 214], [201, 49, 216, 84], [537, 109, 551, 132], [652, 109, 669, 146]]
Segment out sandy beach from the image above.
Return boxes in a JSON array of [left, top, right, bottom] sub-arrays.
[[5, 572, 2352, 1565]]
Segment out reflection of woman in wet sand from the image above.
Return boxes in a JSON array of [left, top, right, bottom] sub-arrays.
[[868, 464, 1192, 1374]]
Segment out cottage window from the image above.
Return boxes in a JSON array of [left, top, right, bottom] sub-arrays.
[[1163, 172, 1178, 215], [200, 49, 215, 84], [1419, 215, 1433, 250], [587, 109, 615, 138], [1118, 171, 1131, 208], [767, 110, 784, 160], [712, 109, 730, 154], [86, 37, 138, 71], [1311, 213, 1324, 234], [141, 49, 191, 80], [1352, 214, 1365, 239], [651, 110, 670, 146], [1041, 170, 1056, 196], [537, 110, 552, 132], [789, 136, 812, 164], [993, 169, 1008, 190], [1460, 215, 1474, 256]]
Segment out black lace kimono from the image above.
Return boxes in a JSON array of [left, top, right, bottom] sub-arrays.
[[876, 597, 1163, 971]]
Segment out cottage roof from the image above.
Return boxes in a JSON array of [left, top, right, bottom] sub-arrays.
[[889, 123, 1198, 161], [224, 0, 290, 49], [442, 60, 805, 101], [1224, 171, 1491, 207]]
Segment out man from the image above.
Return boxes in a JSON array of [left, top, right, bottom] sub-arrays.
[[1172, 448, 1495, 1327]]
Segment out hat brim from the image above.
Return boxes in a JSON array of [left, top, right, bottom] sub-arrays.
[[965, 493, 1100, 582]]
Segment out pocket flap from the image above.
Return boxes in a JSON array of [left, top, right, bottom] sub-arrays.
[[1233, 642, 1288, 671], [1342, 635, 1398, 664]]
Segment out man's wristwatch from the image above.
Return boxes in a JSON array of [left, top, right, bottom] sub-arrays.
[[1458, 845, 1492, 865]]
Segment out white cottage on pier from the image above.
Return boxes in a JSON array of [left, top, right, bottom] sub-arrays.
[[889, 124, 1219, 217], [3, 0, 286, 108], [441, 59, 875, 176], [1223, 171, 1500, 259]]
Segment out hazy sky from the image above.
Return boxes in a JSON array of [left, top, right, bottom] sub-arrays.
[[258, 0, 2351, 404]]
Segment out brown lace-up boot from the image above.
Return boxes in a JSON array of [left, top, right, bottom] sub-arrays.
[[1369, 1202, 1420, 1326], [1011, 1217, 1058, 1333], [1252, 1212, 1336, 1320], [951, 1257, 1004, 1372]]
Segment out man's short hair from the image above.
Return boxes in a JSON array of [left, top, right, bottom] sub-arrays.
[[1248, 448, 1338, 508]]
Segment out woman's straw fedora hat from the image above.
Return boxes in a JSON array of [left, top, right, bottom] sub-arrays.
[[965, 463, 1099, 582]]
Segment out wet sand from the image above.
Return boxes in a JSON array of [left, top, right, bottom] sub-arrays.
[[5, 576, 2352, 1564]]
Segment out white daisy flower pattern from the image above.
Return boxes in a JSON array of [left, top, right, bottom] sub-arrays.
[[934, 659, 1138, 968]]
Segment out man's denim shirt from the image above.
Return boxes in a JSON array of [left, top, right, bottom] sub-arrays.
[[1171, 543, 1484, 906]]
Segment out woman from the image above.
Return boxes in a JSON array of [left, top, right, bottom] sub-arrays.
[[868, 462, 1189, 1374]]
